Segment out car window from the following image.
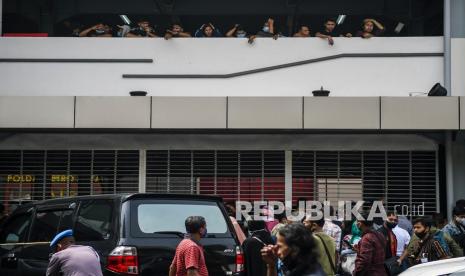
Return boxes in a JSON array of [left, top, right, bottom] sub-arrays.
[[57, 209, 74, 232], [0, 213, 32, 243], [74, 200, 113, 241], [29, 209, 76, 242], [135, 201, 228, 235], [30, 211, 61, 242]]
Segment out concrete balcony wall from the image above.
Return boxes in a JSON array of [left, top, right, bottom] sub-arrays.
[[0, 37, 443, 97], [381, 97, 459, 130], [75, 96, 151, 128], [0, 96, 74, 128], [151, 97, 226, 129], [1, 96, 462, 130], [227, 97, 302, 129], [304, 97, 380, 129]]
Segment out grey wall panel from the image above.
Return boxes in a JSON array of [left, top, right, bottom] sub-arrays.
[[228, 97, 302, 129], [75, 97, 151, 128], [152, 97, 226, 128], [381, 97, 459, 129], [304, 97, 380, 129], [0, 96, 74, 128]]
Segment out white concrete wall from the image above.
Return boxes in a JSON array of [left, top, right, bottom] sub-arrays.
[[452, 38, 465, 96], [0, 37, 443, 97]]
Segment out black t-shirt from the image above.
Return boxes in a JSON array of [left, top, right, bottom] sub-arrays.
[[317, 29, 341, 37], [130, 27, 147, 37], [242, 232, 274, 276], [256, 30, 274, 37], [129, 27, 156, 37]]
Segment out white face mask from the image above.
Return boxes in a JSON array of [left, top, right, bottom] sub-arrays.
[[236, 31, 247, 38], [456, 217, 465, 226]]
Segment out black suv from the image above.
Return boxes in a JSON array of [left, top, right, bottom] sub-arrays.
[[0, 194, 244, 276]]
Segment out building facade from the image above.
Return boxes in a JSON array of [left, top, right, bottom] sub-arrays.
[[0, 0, 464, 219]]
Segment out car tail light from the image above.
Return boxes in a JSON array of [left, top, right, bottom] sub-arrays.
[[107, 246, 139, 275], [235, 246, 244, 272]]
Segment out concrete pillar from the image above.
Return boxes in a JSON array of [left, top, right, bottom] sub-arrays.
[[138, 150, 146, 193], [285, 151, 293, 204], [444, 0, 454, 221]]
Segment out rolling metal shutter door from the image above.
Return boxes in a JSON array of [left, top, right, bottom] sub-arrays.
[[292, 151, 438, 216], [146, 150, 285, 202], [0, 150, 139, 212], [0, 150, 438, 216]]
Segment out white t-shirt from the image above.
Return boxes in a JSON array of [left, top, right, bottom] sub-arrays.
[[393, 225, 411, 256]]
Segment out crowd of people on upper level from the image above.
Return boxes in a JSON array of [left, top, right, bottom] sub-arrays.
[[70, 17, 385, 45]]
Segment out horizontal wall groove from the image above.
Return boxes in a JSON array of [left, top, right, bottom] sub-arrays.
[[0, 58, 153, 63], [122, 52, 443, 79]]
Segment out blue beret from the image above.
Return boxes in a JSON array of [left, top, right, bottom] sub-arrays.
[[50, 229, 73, 247]]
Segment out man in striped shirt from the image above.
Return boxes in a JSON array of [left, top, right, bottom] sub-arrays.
[[169, 216, 209, 276]]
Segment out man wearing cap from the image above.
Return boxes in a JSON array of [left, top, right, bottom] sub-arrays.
[[47, 229, 103, 276]]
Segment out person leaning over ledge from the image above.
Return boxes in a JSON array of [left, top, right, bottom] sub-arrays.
[[79, 23, 113, 37], [164, 23, 192, 40], [356, 18, 385, 39], [293, 25, 311, 37], [125, 20, 157, 38], [194, 23, 223, 38], [248, 18, 280, 44], [316, 18, 352, 46]]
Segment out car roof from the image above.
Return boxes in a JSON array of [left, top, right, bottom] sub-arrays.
[[123, 193, 224, 202], [13, 193, 224, 211]]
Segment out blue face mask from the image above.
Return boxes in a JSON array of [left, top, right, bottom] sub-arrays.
[[263, 26, 270, 33]]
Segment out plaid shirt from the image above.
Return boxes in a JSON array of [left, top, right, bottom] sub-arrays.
[[323, 219, 342, 250]]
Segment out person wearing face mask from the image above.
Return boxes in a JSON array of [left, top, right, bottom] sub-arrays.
[[398, 216, 462, 266], [377, 211, 398, 261], [443, 205, 465, 255], [353, 211, 387, 276], [402, 217, 450, 266], [226, 24, 248, 38], [261, 223, 325, 276], [169, 216, 209, 276], [303, 216, 337, 276], [243, 220, 274, 276], [248, 18, 280, 44], [79, 23, 113, 37]]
